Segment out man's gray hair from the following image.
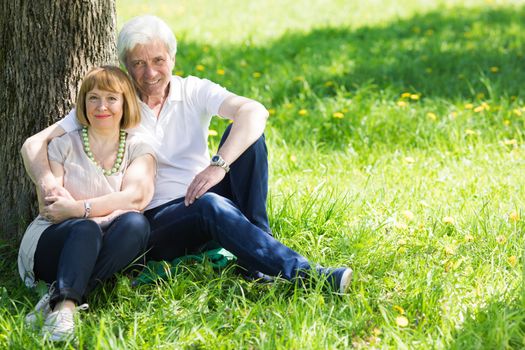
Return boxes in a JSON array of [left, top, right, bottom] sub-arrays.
[[117, 15, 177, 66]]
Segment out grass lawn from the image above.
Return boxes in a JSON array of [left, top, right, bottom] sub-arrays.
[[2, 0, 525, 348]]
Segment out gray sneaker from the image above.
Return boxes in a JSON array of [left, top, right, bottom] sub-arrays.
[[41, 303, 88, 342], [25, 283, 56, 328]]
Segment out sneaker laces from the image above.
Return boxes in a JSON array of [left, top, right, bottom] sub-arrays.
[[25, 281, 56, 327]]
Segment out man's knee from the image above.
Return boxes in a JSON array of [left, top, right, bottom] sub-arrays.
[[195, 193, 233, 217]]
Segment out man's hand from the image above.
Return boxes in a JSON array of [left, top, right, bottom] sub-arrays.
[[37, 179, 74, 214], [41, 195, 82, 223], [185, 166, 227, 206]]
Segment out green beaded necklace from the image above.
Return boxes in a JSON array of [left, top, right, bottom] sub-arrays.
[[82, 126, 126, 176]]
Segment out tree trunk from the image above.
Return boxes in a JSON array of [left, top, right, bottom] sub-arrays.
[[0, 0, 117, 238]]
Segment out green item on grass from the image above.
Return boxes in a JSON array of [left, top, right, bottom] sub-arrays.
[[132, 248, 236, 286]]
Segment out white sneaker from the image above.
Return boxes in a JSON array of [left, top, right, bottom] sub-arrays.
[[41, 304, 88, 342], [339, 267, 353, 293], [25, 283, 56, 328], [318, 267, 353, 293]]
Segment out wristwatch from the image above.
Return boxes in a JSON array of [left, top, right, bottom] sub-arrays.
[[210, 154, 230, 173]]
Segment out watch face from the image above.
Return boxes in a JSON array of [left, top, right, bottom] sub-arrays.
[[211, 155, 220, 163]]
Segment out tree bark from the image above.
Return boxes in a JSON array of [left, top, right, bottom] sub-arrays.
[[0, 0, 117, 238]]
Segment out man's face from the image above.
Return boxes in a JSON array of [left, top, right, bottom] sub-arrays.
[[125, 40, 175, 100]]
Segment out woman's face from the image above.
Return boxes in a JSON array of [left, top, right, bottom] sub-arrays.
[[85, 86, 124, 131]]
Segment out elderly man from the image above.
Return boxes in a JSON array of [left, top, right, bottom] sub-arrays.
[[22, 15, 352, 292]]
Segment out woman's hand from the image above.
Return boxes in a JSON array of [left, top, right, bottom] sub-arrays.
[[41, 195, 83, 223]]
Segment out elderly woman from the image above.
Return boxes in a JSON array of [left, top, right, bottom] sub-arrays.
[[19, 66, 156, 342]]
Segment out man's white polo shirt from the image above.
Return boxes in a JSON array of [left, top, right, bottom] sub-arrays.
[[59, 75, 232, 210]]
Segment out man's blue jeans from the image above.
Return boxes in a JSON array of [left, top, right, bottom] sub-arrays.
[[145, 126, 312, 280], [144, 193, 311, 280]]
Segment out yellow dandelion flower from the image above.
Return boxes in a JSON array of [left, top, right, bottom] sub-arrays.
[[442, 216, 455, 225], [509, 211, 520, 222], [290, 154, 297, 163], [445, 245, 455, 255], [216, 68, 225, 75], [410, 94, 420, 100], [332, 112, 344, 119], [490, 66, 499, 73], [372, 327, 382, 336], [513, 109, 522, 116], [508, 255, 517, 267], [397, 101, 408, 107], [403, 210, 415, 221], [504, 139, 517, 145], [298, 109, 308, 116], [393, 305, 405, 314], [465, 129, 477, 136], [427, 112, 437, 121], [503, 119, 511, 126], [473, 105, 485, 113], [464, 103, 474, 109], [324, 81, 334, 87], [175, 70, 184, 76], [495, 235, 506, 244], [404, 156, 415, 163], [284, 103, 294, 109], [449, 111, 457, 119], [268, 108, 276, 115], [476, 92, 485, 100], [342, 108, 349, 113], [465, 234, 474, 242], [396, 316, 409, 327], [208, 129, 218, 137], [252, 72, 262, 78], [196, 64, 205, 71], [444, 260, 455, 272], [401, 92, 411, 98], [395, 222, 408, 230]]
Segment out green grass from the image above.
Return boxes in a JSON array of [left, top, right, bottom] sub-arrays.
[[2, 0, 525, 348]]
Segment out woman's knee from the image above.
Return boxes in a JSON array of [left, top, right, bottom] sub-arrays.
[[110, 212, 150, 245], [68, 219, 103, 242]]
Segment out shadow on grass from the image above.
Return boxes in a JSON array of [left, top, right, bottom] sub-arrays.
[[180, 5, 524, 102], [177, 5, 525, 150]]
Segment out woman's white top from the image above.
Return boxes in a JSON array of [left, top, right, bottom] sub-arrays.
[[18, 130, 155, 287]]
